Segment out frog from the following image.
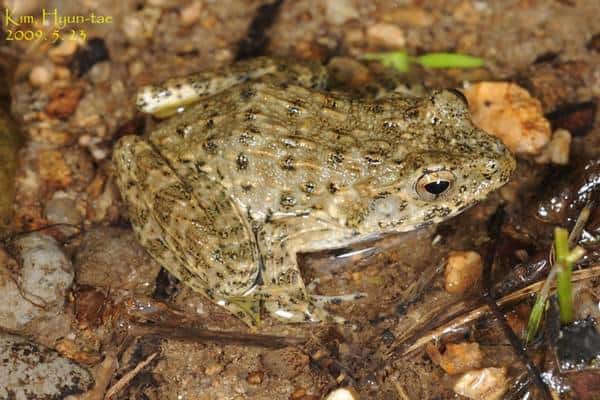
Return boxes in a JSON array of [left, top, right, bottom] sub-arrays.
[[113, 57, 516, 327]]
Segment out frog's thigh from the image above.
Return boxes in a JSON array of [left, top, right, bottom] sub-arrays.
[[257, 216, 357, 323], [113, 136, 261, 326]]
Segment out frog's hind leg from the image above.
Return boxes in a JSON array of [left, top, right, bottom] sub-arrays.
[[113, 136, 262, 327], [137, 57, 327, 118], [256, 215, 364, 324]]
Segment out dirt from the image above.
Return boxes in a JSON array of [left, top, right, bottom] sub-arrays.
[[1, 1, 599, 399]]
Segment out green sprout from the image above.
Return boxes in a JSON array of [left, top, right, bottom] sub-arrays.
[[361, 51, 485, 72], [525, 227, 586, 342]]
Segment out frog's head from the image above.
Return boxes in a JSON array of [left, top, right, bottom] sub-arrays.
[[352, 89, 516, 233]]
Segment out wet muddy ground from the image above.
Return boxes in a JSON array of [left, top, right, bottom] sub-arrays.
[[0, 1, 599, 399]]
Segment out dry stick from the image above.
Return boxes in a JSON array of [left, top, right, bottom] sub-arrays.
[[127, 323, 306, 348], [104, 352, 158, 399], [480, 206, 552, 400], [401, 265, 600, 355]]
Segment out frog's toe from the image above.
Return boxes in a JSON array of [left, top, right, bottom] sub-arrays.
[[265, 299, 345, 324], [222, 296, 262, 328]]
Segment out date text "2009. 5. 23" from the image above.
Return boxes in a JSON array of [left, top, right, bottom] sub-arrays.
[[5, 29, 86, 43]]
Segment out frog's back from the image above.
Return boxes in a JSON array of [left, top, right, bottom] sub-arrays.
[[149, 81, 509, 222]]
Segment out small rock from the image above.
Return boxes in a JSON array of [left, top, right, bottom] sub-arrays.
[[44, 195, 82, 226], [325, 0, 359, 25], [13, 233, 74, 308], [327, 57, 372, 88], [27, 126, 73, 145], [38, 148, 73, 190], [535, 128, 571, 165], [367, 23, 406, 49], [444, 251, 483, 295], [0, 234, 73, 336], [382, 6, 434, 27], [180, 1, 202, 26], [325, 387, 358, 400], [290, 388, 307, 399], [0, 332, 93, 399], [205, 362, 224, 376], [453, 367, 508, 400], [54, 66, 72, 80], [246, 370, 264, 384], [122, 8, 162, 43], [464, 82, 551, 156], [74, 227, 161, 295], [29, 65, 54, 87], [45, 86, 83, 119], [427, 342, 483, 375]]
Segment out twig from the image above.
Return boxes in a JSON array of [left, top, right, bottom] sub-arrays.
[[400, 265, 600, 355], [480, 206, 552, 400], [104, 352, 158, 399], [127, 323, 306, 348]]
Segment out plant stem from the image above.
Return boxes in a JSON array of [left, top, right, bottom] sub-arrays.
[[554, 227, 574, 324]]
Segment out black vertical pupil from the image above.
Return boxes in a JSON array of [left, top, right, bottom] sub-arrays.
[[424, 180, 449, 195]]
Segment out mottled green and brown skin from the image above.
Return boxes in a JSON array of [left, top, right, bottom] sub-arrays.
[[113, 57, 516, 326]]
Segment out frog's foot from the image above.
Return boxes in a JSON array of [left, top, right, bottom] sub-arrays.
[[219, 296, 262, 328], [306, 278, 367, 306], [311, 292, 367, 307], [257, 286, 345, 324]]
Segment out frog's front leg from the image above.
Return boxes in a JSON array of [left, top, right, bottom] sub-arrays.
[[113, 136, 264, 327], [256, 215, 363, 323]]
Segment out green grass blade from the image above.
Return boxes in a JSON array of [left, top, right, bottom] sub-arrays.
[[554, 227, 574, 324], [415, 53, 485, 69], [525, 296, 547, 343], [361, 52, 410, 72]]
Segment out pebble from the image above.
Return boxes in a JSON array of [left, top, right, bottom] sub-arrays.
[[444, 251, 483, 295], [74, 227, 162, 295], [45, 86, 84, 119], [13, 233, 74, 308], [453, 367, 508, 400], [0, 234, 73, 332], [325, 387, 358, 400], [427, 342, 483, 375], [27, 125, 73, 145], [382, 6, 434, 27], [463, 82, 551, 156], [38, 148, 73, 190], [43, 195, 82, 226], [122, 8, 161, 43], [205, 362, 224, 376], [246, 370, 264, 385], [327, 57, 372, 88], [535, 128, 572, 165], [325, 0, 359, 25], [367, 23, 406, 49], [180, 1, 202, 26], [0, 332, 93, 399], [29, 65, 54, 87]]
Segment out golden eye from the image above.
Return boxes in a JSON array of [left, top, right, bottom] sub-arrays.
[[416, 170, 455, 201]]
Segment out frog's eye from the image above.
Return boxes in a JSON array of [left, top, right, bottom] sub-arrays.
[[416, 170, 455, 201]]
